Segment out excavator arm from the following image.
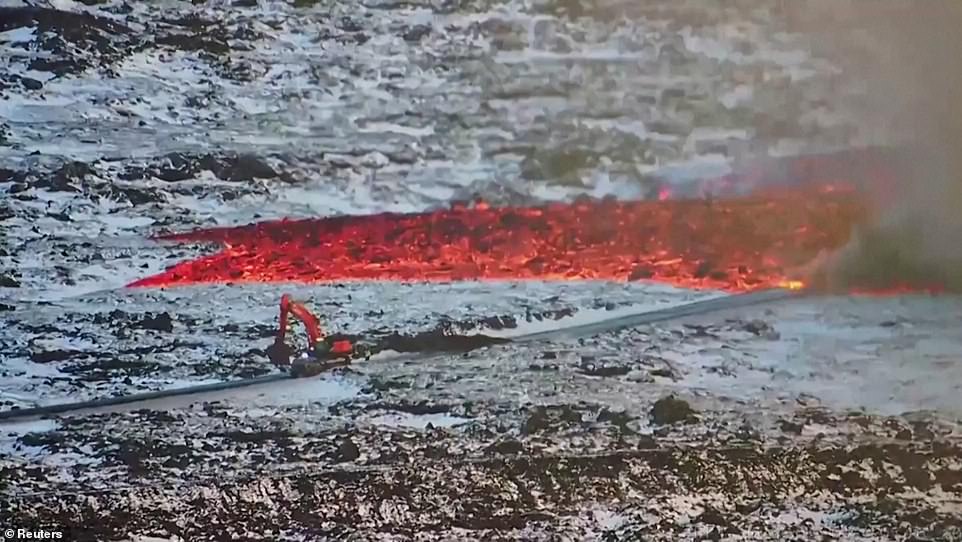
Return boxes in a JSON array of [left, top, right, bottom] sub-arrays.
[[278, 293, 324, 349]]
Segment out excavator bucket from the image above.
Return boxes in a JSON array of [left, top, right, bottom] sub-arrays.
[[266, 340, 295, 366]]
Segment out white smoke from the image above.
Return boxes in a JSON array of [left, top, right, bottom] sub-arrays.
[[783, 0, 962, 292]]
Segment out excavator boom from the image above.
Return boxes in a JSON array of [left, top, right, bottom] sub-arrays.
[[278, 293, 324, 349]]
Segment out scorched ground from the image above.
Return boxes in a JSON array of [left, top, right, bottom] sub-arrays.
[[0, 1, 960, 541]]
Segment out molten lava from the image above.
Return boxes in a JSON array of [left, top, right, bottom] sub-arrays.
[[130, 188, 866, 292]]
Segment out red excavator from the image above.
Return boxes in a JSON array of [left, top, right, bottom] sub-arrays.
[[266, 294, 356, 377]]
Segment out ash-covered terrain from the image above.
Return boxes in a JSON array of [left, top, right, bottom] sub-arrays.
[[1, 0, 960, 540]]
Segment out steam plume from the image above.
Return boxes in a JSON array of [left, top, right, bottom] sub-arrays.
[[783, 0, 962, 292]]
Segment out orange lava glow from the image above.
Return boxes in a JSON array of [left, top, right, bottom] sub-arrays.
[[129, 188, 866, 292]]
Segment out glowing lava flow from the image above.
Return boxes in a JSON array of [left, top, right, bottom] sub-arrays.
[[129, 188, 866, 292]]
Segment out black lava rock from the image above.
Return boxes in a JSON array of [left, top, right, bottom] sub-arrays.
[[696, 506, 729, 526], [403, 24, 431, 42], [377, 330, 508, 354], [649, 395, 697, 425], [597, 408, 635, 432], [911, 422, 936, 441], [637, 434, 658, 449], [137, 312, 173, 332], [523, 407, 551, 434], [649, 367, 677, 379], [0, 6, 135, 75], [30, 349, 78, 363], [778, 419, 804, 435], [384, 401, 450, 416], [19, 431, 65, 448], [577, 359, 630, 377], [488, 439, 524, 455], [335, 438, 360, 462], [557, 405, 583, 424], [743, 319, 779, 339], [0, 168, 20, 183], [216, 154, 277, 182], [20, 77, 43, 90]]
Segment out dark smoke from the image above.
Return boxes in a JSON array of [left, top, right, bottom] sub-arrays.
[[782, 0, 962, 292]]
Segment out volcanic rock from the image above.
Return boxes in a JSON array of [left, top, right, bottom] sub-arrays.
[[334, 438, 360, 462], [124, 152, 277, 184], [18, 431, 66, 449], [557, 405, 583, 423], [696, 506, 729, 526], [743, 319, 779, 339], [403, 24, 431, 42], [649, 395, 697, 425], [649, 367, 677, 379], [597, 408, 635, 433], [34, 162, 93, 193], [0, 168, 19, 183], [20, 77, 43, 91], [778, 419, 804, 435], [523, 407, 551, 434], [701, 527, 723, 541], [910, 422, 936, 441], [221, 430, 294, 444], [488, 439, 525, 455], [0, 274, 21, 288], [30, 349, 79, 363], [361, 376, 410, 393], [376, 330, 508, 354], [118, 187, 165, 205], [0, 6, 135, 75], [372, 400, 450, 415], [214, 154, 277, 182], [636, 434, 658, 449], [577, 359, 631, 377], [136, 312, 173, 332]]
